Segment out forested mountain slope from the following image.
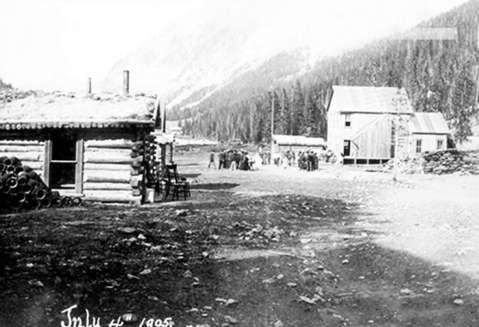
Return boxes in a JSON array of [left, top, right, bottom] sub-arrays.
[[181, 0, 479, 143]]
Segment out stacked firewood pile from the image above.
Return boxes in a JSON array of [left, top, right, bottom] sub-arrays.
[[383, 156, 425, 174], [130, 135, 157, 198], [0, 156, 81, 210], [143, 135, 157, 187], [422, 150, 479, 175], [384, 150, 479, 175]]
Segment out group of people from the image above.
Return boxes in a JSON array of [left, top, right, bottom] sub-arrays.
[[207, 147, 337, 171], [274, 148, 337, 170], [209, 150, 257, 171]]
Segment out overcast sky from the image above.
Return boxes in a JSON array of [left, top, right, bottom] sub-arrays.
[[0, 0, 469, 91]]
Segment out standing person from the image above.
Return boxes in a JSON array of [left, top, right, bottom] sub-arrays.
[[208, 152, 216, 168], [218, 151, 226, 170]]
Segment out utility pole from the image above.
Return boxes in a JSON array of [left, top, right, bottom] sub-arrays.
[[270, 90, 275, 160], [392, 88, 408, 182]]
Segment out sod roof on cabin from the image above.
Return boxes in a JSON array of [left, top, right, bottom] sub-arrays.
[[0, 92, 157, 130]]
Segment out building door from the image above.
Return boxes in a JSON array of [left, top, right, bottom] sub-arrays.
[[343, 140, 351, 157], [45, 133, 83, 194]]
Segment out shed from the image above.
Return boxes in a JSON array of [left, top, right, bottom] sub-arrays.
[[0, 92, 160, 204], [272, 134, 326, 154], [408, 112, 451, 154]]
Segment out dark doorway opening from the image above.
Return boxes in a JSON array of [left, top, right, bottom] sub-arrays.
[[50, 135, 77, 190]]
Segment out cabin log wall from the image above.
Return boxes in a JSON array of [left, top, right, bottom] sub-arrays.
[[83, 137, 141, 204], [0, 137, 46, 178]]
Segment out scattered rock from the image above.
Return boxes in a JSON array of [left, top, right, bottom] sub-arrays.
[[127, 273, 140, 280], [28, 280, 44, 287], [298, 295, 317, 305], [175, 209, 188, 217], [139, 268, 152, 275], [273, 320, 284, 327], [118, 227, 137, 234], [224, 315, 238, 324], [400, 288, 413, 295], [453, 298, 464, 305], [225, 298, 239, 306]]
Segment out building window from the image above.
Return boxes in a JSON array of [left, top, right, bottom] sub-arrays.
[[343, 140, 351, 156], [45, 133, 83, 193], [416, 139, 422, 153], [344, 114, 351, 127], [437, 139, 444, 150]]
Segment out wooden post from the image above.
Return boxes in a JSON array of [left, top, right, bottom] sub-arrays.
[[75, 139, 84, 194], [87, 77, 92, 95], [270, 91, 275, 160], [43, 140, 52, 187], [123, 70, 130, 96]]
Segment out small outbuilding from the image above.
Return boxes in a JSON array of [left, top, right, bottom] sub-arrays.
[[408, 112, 451, 154], [272, 134, 326, 154], [0, 92, 160, 204]]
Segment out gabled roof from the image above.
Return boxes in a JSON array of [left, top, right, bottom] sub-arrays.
[[273, 134, 325, 147], [409, 112, 451, 135], [0, 92, 157, 130], [329, 86, 414, 114]]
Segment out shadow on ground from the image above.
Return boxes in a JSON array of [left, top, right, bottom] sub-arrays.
[[0, 191, 478, 327], [191, 183, 240, 190]]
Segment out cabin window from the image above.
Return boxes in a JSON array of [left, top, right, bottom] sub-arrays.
[[45, 133, 83, 193], [416, 139, 422, 153], [344, 114, 351, 127], [437, 139, 444, 150], [343, 140, 351, 156]]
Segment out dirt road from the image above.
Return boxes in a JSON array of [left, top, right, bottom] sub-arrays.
[[1, 150, 479, 327]]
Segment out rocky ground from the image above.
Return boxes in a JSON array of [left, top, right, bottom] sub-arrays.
[[1, 150, 479, 327]]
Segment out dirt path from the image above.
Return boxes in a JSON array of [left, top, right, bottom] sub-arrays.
[[358, 174, 479, 280], [1, 151, 479, 326]]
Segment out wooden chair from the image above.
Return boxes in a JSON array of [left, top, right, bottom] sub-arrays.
[[160, 164, 190, 201]]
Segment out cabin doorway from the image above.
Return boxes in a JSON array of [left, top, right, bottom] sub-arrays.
[[45, 132, 83, 194]]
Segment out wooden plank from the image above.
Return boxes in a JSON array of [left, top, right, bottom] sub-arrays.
[[85, 147, 132, 156], [75, 139, 84, 194], [0, 152, 42, 161], [0, 145, 44, 153], [85, 139, 133, 149], [0, 140, 43, 146], [19, 161, 43, 170], [83, 190, 138, 203], [84, 170, 131, 183], [84, 182, 132, 191], [84, 163, 131, 171], [44, 140, 52, 187], [84, 151, 132, 164]]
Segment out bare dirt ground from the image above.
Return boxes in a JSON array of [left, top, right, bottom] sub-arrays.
[[1, 149, 479, 327]]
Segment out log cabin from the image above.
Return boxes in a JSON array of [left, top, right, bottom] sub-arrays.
[[0, 92, 160, 204]]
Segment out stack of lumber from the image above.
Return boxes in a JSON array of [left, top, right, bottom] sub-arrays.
[[422, 150, 479, 175], [0, 156, 80, 210]]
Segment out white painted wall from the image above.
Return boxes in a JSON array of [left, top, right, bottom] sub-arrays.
[[408, 134, 448, 155]]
